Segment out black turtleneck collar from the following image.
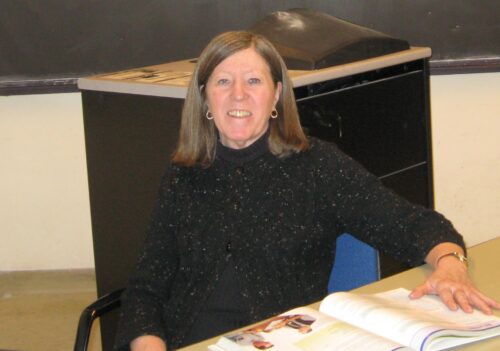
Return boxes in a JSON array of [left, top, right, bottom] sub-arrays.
[[215, 129, 270, 166]]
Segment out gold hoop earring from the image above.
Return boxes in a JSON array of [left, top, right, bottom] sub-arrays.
[[270, 109, 278, 119], [206, 111, 214, 120]]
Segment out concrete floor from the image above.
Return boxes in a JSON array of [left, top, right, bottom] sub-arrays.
[[0, 269, 102, 351]]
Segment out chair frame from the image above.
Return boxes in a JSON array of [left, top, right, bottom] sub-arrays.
[[74, 288, 124, 351]]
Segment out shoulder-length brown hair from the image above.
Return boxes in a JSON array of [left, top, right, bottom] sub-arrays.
[[172, 31, 309, 168]]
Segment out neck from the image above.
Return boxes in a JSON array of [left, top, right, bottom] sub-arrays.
[[216, 129, 270, 165]]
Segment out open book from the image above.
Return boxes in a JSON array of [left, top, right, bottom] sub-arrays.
[[208, 288, 500, 351]]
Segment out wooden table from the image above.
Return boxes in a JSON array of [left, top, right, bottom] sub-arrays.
[[179, 236, 500, 350]]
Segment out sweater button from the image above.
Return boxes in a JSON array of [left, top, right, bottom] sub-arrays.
[[226, 241, 232, 252]]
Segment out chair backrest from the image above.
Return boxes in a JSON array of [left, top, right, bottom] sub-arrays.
[[328, 233, 380, 293]]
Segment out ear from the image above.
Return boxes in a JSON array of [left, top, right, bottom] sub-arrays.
[[274, 81, 282, 104], [200, 85, 209, 109]]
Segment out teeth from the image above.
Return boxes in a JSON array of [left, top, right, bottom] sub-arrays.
[[228, 110, 251, 118]]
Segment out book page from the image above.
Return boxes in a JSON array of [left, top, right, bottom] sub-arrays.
[[319, 288, 500, 351], [215, 307, 408, 351]]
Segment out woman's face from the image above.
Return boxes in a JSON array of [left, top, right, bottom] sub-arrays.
[[205, 47, 282, 149]]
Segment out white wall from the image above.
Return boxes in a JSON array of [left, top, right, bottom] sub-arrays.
[[0, 72, 499, 271]]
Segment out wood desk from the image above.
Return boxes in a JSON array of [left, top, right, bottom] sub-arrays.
[[179, 236, 500, 351]]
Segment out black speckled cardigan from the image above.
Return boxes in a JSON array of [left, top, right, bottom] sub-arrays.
[[115, 135, 464, 350]]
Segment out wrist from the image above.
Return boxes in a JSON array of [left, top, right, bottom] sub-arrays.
[[435, 251, 469, 269], [131, 335, 166, 351]]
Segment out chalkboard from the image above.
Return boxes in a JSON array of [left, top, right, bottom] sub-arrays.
[[1, 0, 499, 95]]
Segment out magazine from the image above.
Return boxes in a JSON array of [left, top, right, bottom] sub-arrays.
[[208, 288, 500, 351]]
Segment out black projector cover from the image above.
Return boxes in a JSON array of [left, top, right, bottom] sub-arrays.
[[250, 8, 410, 70]]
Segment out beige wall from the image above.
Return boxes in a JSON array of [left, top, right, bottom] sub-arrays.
[[0, 72, 499, 271], [431, 72, 500, 247], [0, 93, 93, 270]]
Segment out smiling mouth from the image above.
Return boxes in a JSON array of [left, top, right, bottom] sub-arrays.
[[227, 110, 252, 118]]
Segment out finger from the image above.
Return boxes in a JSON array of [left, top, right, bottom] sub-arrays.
[[487, 298, 500, 309], [490, 299, 500, 309], [469, 292, 493, 315], [453, 290, 473, 313], [471, 289, 500, 310], [467, 288, 500, 314], [438, 289, 458, 311], [409, 284, 429, 299]]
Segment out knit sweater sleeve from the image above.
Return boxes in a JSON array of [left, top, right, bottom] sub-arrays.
[[312, 139, 465, 267], [114, 164, 180, 350]]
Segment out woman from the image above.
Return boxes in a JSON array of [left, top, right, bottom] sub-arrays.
[[115, 31, 499, 351]]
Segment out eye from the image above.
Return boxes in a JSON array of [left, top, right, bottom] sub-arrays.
[[216, 78, 230, 85], [248, 77, 261, 84]]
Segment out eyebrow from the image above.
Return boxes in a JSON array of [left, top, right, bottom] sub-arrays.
[[214, 67, 266, 76]]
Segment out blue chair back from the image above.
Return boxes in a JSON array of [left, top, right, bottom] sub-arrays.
[[328, 233, 380, 293]]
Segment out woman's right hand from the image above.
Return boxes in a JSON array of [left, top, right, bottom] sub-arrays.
[[130, 335, 167, 351]]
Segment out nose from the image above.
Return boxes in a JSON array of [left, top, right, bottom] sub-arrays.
[[231, 80, 246, 100]]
